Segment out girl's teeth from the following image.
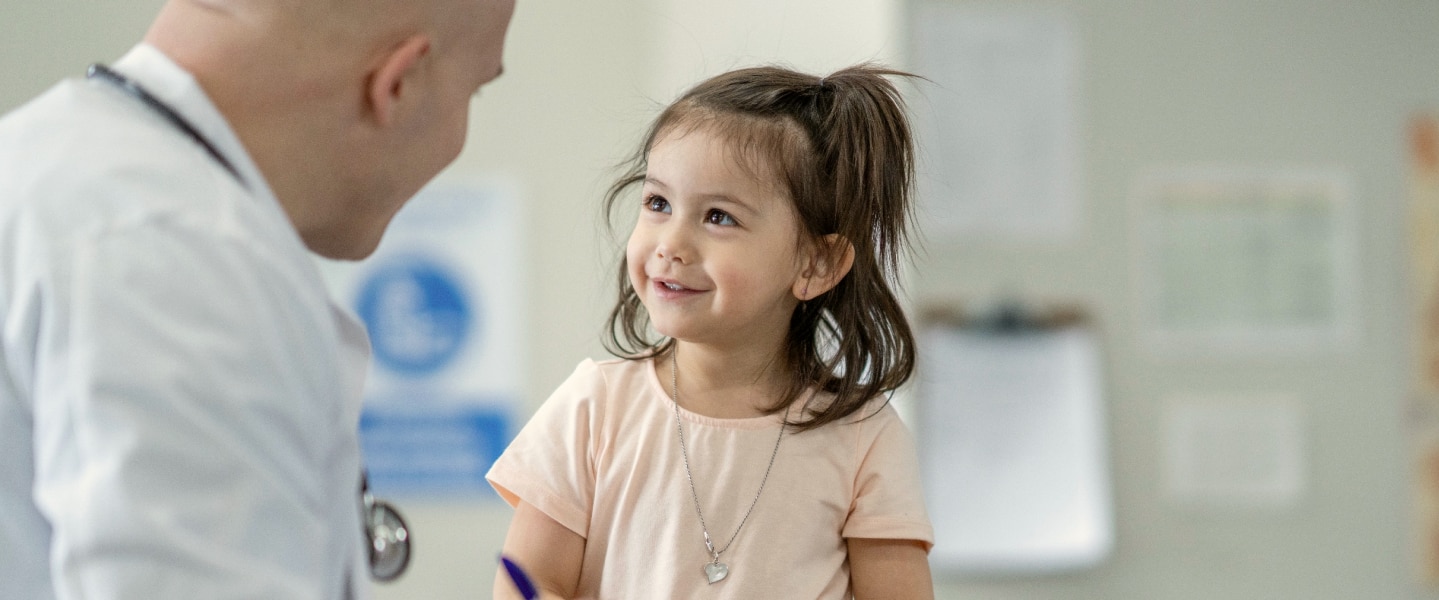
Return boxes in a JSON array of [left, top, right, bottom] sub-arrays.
[[664, 282, 682, 291]]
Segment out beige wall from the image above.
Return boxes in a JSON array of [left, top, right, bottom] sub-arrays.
[[4, 1, 1439, 598], [0, 3, 164, 110], [908, 1, 1438, 599]]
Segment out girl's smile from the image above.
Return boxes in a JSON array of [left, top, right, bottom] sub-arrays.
[[651, 278, 706, 300]]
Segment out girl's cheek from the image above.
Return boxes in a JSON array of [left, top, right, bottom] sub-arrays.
[[624, 230, 644, 261]]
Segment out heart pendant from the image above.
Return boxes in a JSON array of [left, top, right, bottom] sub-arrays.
[[703, 562, 729, 584]]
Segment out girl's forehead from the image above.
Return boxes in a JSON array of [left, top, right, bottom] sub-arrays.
[[650, 120, 792, 183], [648, 129, 777, 189]]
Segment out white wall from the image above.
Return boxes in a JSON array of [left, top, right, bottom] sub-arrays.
[[645, 0, 901, 97], [5, 1, 1439, 598]]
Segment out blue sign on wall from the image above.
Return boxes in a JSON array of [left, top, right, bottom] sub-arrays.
[[360, 402, 511, 497], [356, 255, 479, 377], [319, 180, 522, 499]]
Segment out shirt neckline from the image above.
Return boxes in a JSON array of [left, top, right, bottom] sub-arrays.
[[639, 356, 791, 431]]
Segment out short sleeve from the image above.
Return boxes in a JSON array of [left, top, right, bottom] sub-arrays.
[[486, 359, 606, 538], [842, 405, 935, 550]]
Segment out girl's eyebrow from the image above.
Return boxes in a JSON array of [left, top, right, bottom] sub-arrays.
[[698, 193, 757, 215]]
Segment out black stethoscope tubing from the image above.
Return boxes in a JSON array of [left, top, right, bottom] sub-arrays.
[[85, 63, 244, 185], [84, 63, 411, 582]]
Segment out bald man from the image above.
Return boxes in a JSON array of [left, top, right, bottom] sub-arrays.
[[0, 0, 515, 598]]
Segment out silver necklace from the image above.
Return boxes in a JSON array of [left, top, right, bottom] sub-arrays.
[[671, 349, 785, 584]]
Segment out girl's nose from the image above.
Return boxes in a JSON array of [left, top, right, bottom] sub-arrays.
[[654, 222, 692, 264]]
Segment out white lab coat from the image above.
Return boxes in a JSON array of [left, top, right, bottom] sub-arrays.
[[0, 45, 373, 599]]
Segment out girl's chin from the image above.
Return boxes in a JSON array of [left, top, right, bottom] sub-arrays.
[[647, 320, 693, 343]]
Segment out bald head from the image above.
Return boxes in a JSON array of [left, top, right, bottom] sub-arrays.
[[143, 0, 516, 259], [151, 0, 517, 118], [149, 0, 441, 66]]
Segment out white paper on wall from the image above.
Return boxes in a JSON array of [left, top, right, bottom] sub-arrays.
[[909, 4, 1083, 241], [1161, 393, 1306, 509]]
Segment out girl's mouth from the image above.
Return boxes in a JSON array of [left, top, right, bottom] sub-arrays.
[[653, 279, 701, 298]]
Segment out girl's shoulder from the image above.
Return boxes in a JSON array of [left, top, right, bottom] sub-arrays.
[[807, 391, 907, 428], [545, 356, 665, 413], [583, 355, 660, 392], [792, 393, 915, 449]]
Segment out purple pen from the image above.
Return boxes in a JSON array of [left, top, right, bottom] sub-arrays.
[[500, 555, 539, 600]]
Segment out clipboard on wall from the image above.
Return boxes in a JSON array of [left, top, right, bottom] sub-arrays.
[[917, 301, 1114, 574]]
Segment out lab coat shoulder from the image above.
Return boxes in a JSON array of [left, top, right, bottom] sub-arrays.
[[0, 74, 349, 439], [0, 76, 326, 402], [0, 77, 265, 249]]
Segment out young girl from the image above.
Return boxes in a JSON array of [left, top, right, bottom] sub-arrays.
[[488, 64, 934, 599]]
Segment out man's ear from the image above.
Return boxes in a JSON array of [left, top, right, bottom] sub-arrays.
[[367, 34, 432, 127], [794, 234, 855, 301]]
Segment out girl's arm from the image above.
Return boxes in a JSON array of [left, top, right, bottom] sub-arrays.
[[848, 538, 934, 600], [494, 501, 587, 600]]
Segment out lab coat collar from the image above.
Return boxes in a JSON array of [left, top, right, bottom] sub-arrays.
[[110, 44, 279, 215]]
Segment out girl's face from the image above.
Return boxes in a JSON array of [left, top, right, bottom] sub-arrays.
[[627, 126, 809, 353]]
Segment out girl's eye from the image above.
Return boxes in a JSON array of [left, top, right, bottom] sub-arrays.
[[705, 209, 737, 226], [644, 195, 671, 213]]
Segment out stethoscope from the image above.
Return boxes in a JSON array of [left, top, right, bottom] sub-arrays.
[[86, 63, 413, 582], [86, 64, 243, 185], [361, 471, 412, 582]]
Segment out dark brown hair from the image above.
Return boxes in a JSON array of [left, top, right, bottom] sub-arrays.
[[603, 63, 918, 431]]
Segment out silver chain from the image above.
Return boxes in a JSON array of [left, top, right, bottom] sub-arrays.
[[671, 348, 785, 564]]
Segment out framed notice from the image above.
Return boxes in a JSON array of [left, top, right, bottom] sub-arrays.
[[1131, 168, 1359, 355], [1408, 114, 1439, 584], [1409, 116, 1439, 397]]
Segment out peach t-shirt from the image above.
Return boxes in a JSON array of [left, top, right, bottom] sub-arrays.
[[487, 358, 933, 598]]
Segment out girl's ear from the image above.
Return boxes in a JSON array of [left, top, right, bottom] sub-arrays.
[[367, 34, 432, 127], [794, 234, 855, 301]]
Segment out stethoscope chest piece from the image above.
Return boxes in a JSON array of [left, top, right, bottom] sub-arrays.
[[366, 496, 411, 581], [362, 474, 411, 582]]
